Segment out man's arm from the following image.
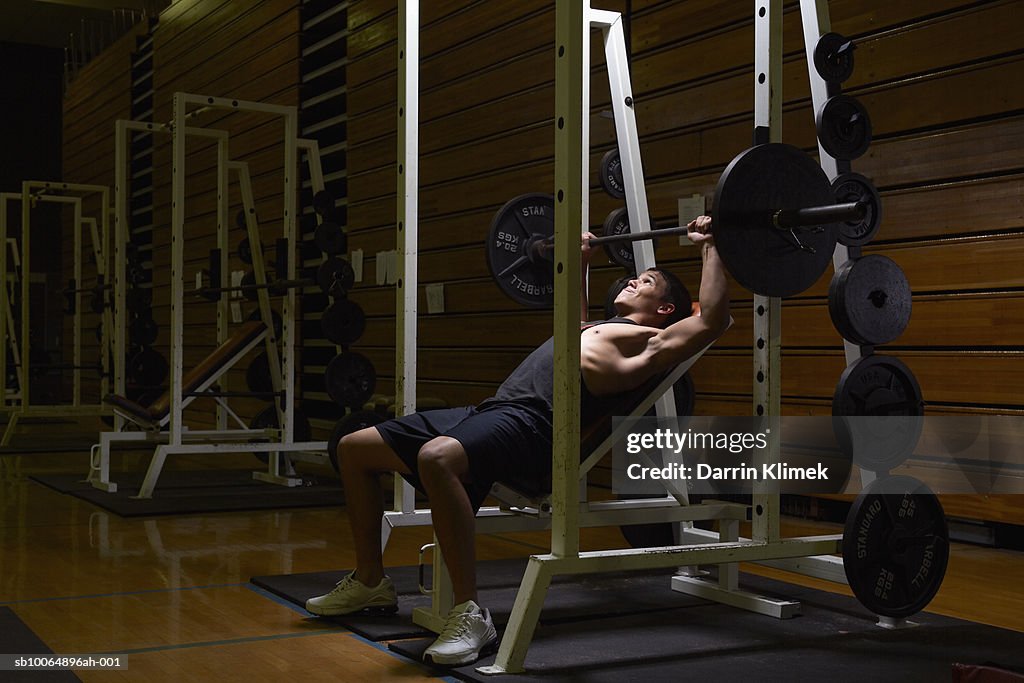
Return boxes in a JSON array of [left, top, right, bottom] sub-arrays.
[[635, 216, 731, 375], [580, 231, 597, 322]]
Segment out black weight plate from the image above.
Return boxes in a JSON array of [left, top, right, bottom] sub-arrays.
[[312, 190, 335, 217], [813, 32, 855, 83], [833, 354, 924, 472], [603, 275, 632, 319], [713, 143, 839, 298], [601, 207, 635, 272], [327, 410, 385, 473], [238, 237, 253, 265], [829, 255, 911, 346], [322, 299, 366, 346], [599, 149, 625, 199], [832, 172, 882, 246], [842, 475, 949, 618], [247, 307, 283, 338], [126, 286, 153, 314], [314, 221, 348, 256], [130, 315, 159, 346], [486, 193, 556, 308], [241, 270, 259, 301], [317, 257, 356, 294], [245, 351, 273, 395], [127, 347, 168, 387], [325, 352, 376, 408], [816, 95, 873, 161]]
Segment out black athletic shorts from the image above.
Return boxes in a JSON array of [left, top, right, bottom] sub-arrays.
[[374, 403, 553, 511]]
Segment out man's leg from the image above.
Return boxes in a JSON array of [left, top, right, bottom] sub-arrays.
[[337, 427, 413, 587], [416, 436, 478, 605]]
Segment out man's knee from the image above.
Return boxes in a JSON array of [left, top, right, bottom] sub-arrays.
[[337, 427, 385, 473], [417, 437, 468, 481]]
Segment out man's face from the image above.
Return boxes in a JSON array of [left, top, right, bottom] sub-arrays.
[[614, 270, 674, 317]]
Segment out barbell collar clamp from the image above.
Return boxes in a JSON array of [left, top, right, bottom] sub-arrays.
[[773, 200, 867, 230]]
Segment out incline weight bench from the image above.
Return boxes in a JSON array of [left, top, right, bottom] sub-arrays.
[[412, 335, 744, 633], [88, 320, 271, 495], [104, 320, 268, 430]]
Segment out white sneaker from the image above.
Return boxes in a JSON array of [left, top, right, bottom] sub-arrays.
[[423, 600, 498, 666], [304, 573, 398, 616]]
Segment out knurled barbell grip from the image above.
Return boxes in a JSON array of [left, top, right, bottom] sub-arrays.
[[773, 200, 867, 230], [539, 224, 693, 250]]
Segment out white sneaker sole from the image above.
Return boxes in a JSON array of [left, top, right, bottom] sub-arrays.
[[423, 635, 498, 666], [305, 602, 398, 617]]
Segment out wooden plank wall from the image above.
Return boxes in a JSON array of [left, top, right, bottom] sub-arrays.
[[343, 0, 1024, 521], [60, 26, 146, 405]]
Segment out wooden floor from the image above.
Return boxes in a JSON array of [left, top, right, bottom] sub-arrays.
[[1, 445, 1022, 682]]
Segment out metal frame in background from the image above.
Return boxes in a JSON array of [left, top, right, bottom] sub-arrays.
[[86, 103, 330, 497], [1, 237, 22, 404], [0, 183, 114, 445]]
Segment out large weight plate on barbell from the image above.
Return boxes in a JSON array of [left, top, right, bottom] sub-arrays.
[[713, 143, 839, 298], [832, 172, 882, 246], [829, 255, 911, 346], [327, 410, 385, 473], [322, 299, 366, 346], [833, 354, 924, 472], [842, 474, 949, 618], [486, 193, 556, 308], [325, 352, 376, 409], [599, 149, 625, 199], [816, 95, 873, 161]]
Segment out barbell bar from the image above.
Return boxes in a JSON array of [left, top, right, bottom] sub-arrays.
[[487, 143, 869, 306]]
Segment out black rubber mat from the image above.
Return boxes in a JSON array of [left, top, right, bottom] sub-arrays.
[[252, 558, 709, 642], [385, 571, 1024, 682], [30, 470, 343, 517], [0, 607, 80, 681]]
